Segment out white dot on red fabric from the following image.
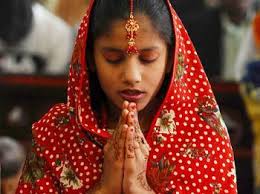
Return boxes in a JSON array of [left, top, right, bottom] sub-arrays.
[[160, 144, 165, 148]]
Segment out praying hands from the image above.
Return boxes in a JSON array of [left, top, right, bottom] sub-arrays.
[[123, 102, 154, 194], [90, 101, 155, 194]]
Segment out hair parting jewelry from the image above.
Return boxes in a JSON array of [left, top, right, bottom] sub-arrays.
[[125, 0, 139, 55]]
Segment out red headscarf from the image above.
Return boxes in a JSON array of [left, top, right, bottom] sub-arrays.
[[16, 0, 237, 193]]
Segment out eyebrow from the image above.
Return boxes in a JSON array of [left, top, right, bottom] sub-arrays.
[[101, 46, 160, 53]]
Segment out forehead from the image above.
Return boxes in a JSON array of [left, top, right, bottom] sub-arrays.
[[95, 14, 166, 48]]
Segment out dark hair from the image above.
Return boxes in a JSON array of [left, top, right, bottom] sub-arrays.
[[0, 0, 33, 46], [87, 0, 174, 117], [89, 0, 173, 46]]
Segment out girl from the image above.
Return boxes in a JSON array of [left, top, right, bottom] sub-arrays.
[[16, 0, 237, 193]]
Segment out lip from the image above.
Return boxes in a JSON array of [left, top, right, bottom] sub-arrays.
[[119, 89, 146, 102]]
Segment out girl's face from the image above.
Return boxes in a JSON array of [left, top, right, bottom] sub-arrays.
[[94, 14, 169, 111]]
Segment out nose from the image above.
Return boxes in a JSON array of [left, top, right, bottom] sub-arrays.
[[121, 59, 142, 85]]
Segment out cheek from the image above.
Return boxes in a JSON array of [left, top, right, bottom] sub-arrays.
[[94, 54, 113, 89], [146, 63, 167, 91], [96, 69, 115, 90], [95, 66, 119, 100]]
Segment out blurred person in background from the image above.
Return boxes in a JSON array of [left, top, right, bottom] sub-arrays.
[[0, 0, 73, 75], [241, 11, 260, 194], [220, 0, 256, 81], [0, 137, 26, 194], [174, 0, 255, 81]]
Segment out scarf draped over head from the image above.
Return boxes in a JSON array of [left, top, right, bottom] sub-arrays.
[[16, 0, 237, 193]]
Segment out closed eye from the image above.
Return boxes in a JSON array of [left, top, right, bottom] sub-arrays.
[[139, 50, 160, 64], [139, 56, 158, 64], [102, 49, 125, 64]]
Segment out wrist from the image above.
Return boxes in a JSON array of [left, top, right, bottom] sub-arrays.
[[101, 183, 123, 194], [98, 183, 120, 194]]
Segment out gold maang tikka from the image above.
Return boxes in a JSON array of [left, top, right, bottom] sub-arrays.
[[125, 0, 139, 55]]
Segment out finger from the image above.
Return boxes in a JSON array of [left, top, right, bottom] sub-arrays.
[[133, 135, 149, 165], [112, 108, 128, 145], [130, 109, 151, 152], [114, 109, 129, 149], [128, 102, 136, 112], [116, 124, 128, 160], [127, 111, 135, 128], [127, 103, 138, 128], [110, 123, 127, 160], [126, 104, 151, 155], [135, 128, 150, 151], [127, 102, 150, 155], [125, 126, 135, 161], [123, 100, 130, 109], [108, 108, 128, 158], [134, 134, 150, 156], [116, 108, 129, 131], [131, 129, 149, 169], [117, 109, 129, 142]]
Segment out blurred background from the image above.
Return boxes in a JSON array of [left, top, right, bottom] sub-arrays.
[[0, 0, 260, 193]]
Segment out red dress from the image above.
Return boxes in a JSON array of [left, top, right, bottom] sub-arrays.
[[16, 0, 237, 193]]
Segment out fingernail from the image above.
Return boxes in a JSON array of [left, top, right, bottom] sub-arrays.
[[130, 103, 136, 111], [123, 101, 129, 109], [129, 127, 134, 132], [130, 112, 134, 118], [123, 109, 129, 117]]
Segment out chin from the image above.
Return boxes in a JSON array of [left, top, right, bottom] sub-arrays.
[[136, 101, 149, 112]]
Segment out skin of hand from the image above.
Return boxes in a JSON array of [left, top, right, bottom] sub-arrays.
[[123, 102, 155, 194], [91, 101, 154, 194], [99, 101, 130, 194]]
